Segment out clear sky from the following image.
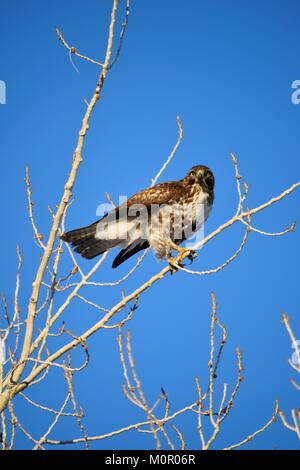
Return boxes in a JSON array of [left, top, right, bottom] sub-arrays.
[[0, 0, 300, 450]]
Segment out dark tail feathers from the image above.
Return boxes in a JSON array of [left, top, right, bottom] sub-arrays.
[[61, 222, 110, 260]]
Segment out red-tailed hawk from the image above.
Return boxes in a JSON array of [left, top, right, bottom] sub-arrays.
[[61, 165, 215, 268]]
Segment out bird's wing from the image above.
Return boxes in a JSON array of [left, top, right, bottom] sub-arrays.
[[112, 239, 149, 268], [127, 181, 185, 207], [95, 181, 185, 240]]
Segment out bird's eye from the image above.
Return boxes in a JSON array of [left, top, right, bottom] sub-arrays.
[[189, 171, 196, 177]]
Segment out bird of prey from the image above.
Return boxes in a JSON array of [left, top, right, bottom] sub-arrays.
[[61, 165, 215, 268]]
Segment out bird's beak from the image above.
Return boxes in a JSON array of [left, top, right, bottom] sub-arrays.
[[197, 172, 204, 186]]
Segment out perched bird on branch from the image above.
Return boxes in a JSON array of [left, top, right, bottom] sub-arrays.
[[61, 165, 215, 268]]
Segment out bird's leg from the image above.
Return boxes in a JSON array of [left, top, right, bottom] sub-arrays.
[[169, 242, 198, 264], [167, 250, 181, 274]]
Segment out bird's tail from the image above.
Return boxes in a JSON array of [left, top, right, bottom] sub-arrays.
[[61, 222, 114, 260]]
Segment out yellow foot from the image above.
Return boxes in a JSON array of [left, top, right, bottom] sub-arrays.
[[168, 249, 198, 273], [176, 247, 198, 264]]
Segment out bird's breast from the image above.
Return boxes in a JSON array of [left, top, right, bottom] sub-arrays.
[[176, 189, 212, 241]]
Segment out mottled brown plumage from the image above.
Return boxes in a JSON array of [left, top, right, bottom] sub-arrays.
[[61, 165, 215, 267]]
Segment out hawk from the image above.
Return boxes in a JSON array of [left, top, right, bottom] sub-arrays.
[[61, 165, 215, 268]]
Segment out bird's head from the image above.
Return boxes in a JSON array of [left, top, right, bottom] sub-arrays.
[[185, 165, 215, 192]]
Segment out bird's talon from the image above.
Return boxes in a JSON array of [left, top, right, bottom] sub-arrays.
[[170, 265, 178, 275], [168, 258, 178, 274], [187, 250, 198, 264]]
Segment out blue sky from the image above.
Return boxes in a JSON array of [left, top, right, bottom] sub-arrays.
[[0, 0, 300, 449]]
